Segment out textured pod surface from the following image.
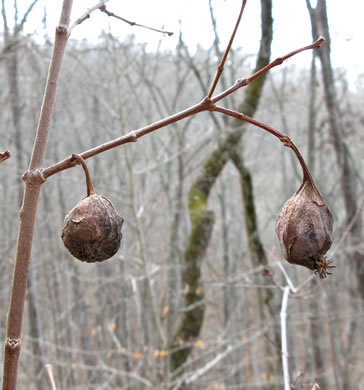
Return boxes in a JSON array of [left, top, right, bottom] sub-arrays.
[[276, 181, 334, 277], [62, 194, 123, 262]]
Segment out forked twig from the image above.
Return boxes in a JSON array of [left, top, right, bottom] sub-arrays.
[[70, 1, 108, 30], [70, 1, 173, 36], [43, 37, 325, 179], [212, 36, 325, 103]]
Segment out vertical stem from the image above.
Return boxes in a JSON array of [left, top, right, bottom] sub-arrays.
[[2, 2, 73, 389], [207, 0, 247, 98], [280, 286, 290, 390], [44, 364, 57, 390], [307, 54, 317, 172], [30, 9, 72, 170]]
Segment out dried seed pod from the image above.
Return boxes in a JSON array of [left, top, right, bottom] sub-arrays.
[[62, 194, 123, 262], [61, 155, 123, 263], [276, 144, 335, 278]]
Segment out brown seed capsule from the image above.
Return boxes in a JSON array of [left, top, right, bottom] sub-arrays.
[[276, 176, 335, 278], [61, 155, 123, 263], [62, 193, 124, 262]]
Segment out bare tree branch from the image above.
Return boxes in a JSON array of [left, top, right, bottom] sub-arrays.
[[70, 1, 108, 30], [43, 38, 324, 180], [1, 0, 9, 39], [100, 6, 173, 36], [70, 1, 173, 36], [44, 364, 57, 390], [207, 0, 247, 98], [18, 0, 39, 32], [0, 150, 11, 163], [281, 286, 291, 390]]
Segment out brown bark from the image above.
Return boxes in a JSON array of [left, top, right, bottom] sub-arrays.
[[306, 0, 364, 301], [3, 20, 46, 388], [2, 2, 73, 388]]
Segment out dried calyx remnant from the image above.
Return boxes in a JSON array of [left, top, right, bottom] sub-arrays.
[[276, 141, 335, 278], [62, 155, 124, 262]]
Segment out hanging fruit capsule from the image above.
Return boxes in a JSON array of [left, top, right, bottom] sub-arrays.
[[276, 142, 335, 278], [61, 155, 123, 263]]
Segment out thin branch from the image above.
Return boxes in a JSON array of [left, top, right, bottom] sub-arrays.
[[295, 273, 316, 291], [100, 6, 173, 36], [44, 364, 57, 390], [330, 194, 364, 257], [212, 104, 317, 186], [212, 36, 325, 103], [208, 0, 222, 57], [70, 1, 108, 30], [17, 0, 39, 32], [1, 0, 9, 39], [13, 0, 17, 27], [207, 0, 247, 98], [213, 104, 289, 141], [281, 286, 291, 390], [185, 345, 233, 384], [43, 102, 204, 178], [277, 262, 298, 293], [30, 3, 74, 170], [43, 38, 323, 180], [0, 150, 11, 163]]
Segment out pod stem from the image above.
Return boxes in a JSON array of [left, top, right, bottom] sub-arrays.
[[284, 139, 318, 191], [212, 105, 317, 190], [71, 154, 95, 196]]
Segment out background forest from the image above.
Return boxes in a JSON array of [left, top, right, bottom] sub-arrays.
[[1, 0, 364, 389]]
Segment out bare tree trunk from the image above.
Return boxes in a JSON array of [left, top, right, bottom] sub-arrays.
[[230, 149, 281, 389], [307, 55, 318, 172], [2, 2, 73, 388], [306, 0, 364, 300], [218, 181, 233, 389], [5, 36, 45, 390], [169, 0, 273, 381]]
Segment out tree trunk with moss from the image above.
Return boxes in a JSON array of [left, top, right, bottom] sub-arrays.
[[169, 0, 273, 382], [231, 149, 280, 388]]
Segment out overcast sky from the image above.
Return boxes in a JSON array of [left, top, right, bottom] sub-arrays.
[[12, 0, 364, 90]]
